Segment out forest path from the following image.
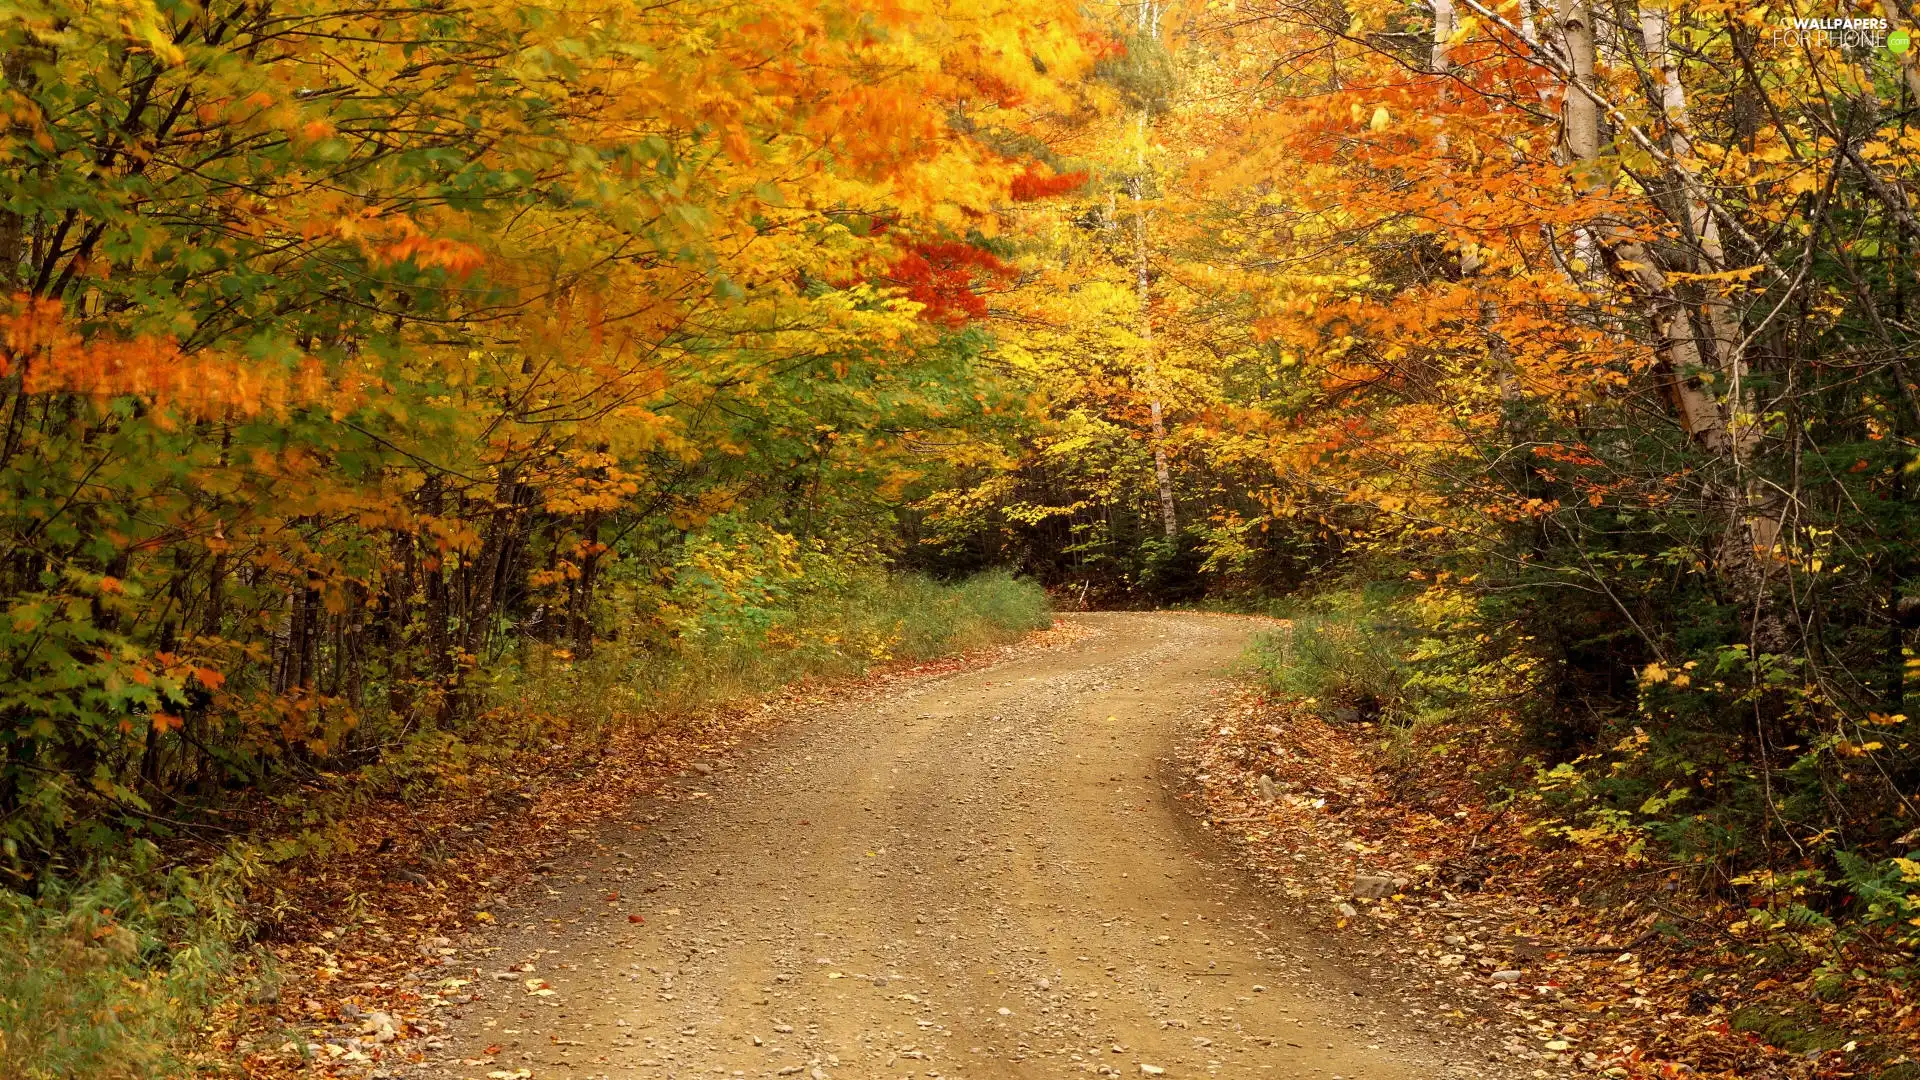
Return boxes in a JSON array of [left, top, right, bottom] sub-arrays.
[[431, 613, 1461, 1080]]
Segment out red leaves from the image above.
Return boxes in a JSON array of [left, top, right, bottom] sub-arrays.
[[1078, 29, 1127, 61], [1009, 165, 1088, 202], [883, 239, 1015, 327]]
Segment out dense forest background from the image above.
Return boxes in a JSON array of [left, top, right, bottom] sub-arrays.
[[1, 0, 1918, 1072]]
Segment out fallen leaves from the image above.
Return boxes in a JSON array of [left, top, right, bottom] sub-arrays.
[[1185, 688, 1920, 1080]]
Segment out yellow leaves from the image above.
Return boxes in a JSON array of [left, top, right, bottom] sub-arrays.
[[1346, 103, 1391, 130], [1832, 740, 1883, 758], [109, 0, 187, 65], [1667, 265, 1765, 285], [1640, 662, 1697, 689], [1783, 169, 1823, 196], [1857, 139, 1896, 161]]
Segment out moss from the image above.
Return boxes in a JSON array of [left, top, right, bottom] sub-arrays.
[[1729, 1005, 1849, 1054], [1730, 1005, 1919, 1077]]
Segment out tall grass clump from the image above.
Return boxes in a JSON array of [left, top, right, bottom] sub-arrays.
[[490, 522, 1052, 741], [0, 844, 240, 1079], [1252, 589, 1413, 723]]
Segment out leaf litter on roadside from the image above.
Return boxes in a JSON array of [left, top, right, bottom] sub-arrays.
[[1183, 689, 1920, 1080]]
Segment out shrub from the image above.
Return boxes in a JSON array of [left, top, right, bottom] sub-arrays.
[[1252, 609, 1409, 723]]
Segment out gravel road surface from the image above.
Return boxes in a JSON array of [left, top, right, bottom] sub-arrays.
[[430, 613, 1469, 1080]]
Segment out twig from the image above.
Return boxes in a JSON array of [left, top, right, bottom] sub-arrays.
[[1649, 902, 1744, 947], [1565, 930, 1658, 955]]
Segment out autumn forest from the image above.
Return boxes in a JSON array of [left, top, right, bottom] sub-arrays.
[[1, 0, 1919, 1073]]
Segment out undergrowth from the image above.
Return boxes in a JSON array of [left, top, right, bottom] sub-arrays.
[[1251, 581, 1539, 770], [0, 843, 242, 1079], [1252, 586, 1414, 724], [494, 568, 1052, 741], [1248, 578, 1920, 1071]]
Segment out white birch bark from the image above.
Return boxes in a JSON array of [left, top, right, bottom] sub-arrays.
[[1133, 0, 1177, 539], [1560, 0, 1784, 646]]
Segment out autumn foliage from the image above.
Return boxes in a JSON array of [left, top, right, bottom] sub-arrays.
[[884, 237, 1017, 326], [919, 0, 1920, 1067], [0, 0, 1095, 874], [8, 0, 1920, 1070]]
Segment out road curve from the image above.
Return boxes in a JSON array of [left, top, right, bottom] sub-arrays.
[[428, 612, 1455, 1080]]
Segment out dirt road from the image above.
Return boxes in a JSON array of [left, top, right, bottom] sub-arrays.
[[429, 613, 1470, 1079]]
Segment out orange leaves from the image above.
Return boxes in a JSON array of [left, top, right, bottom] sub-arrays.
[[308, 209, 484, 277], [0, 297, 355, 424], [809, 86, 942, 178], [0, 0, 1101, 883], [938, 45, 1028, 108], [1077, 28, 1126, 61], [378, 234, 485, 276], [1115, 3, 1681, 550]]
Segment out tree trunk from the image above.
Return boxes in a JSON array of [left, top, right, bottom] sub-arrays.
[[1560, 0, 1786, 650], [1877, 0, 1920, 101], [1130, 117, 1178, 540]]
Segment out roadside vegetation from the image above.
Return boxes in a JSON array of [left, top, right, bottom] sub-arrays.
[[1237, 575, 1920, 1075]]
